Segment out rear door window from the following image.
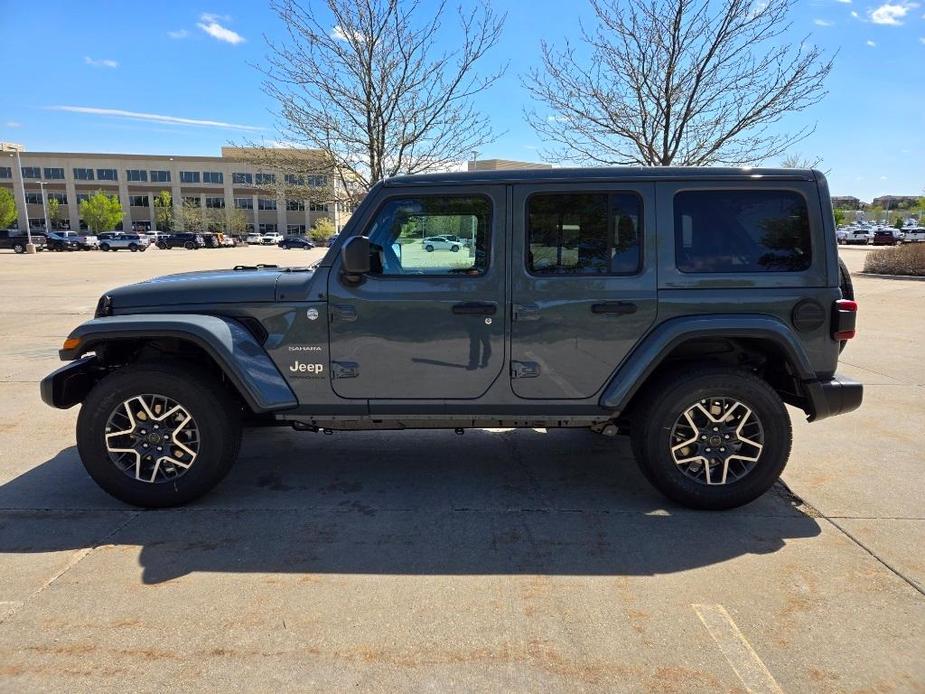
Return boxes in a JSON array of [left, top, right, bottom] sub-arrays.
[[674, 190, 811, 273]]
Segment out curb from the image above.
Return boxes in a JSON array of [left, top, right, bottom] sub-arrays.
[[857, 272, 925, 281]]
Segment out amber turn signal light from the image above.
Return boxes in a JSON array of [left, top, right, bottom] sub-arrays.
[[62, 337, 81, 351]]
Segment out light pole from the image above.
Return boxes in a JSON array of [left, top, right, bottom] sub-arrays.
[[37, 182, 51, 237], [10, 151, 36, 253]]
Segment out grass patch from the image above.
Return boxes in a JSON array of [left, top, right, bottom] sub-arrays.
[[863, 244, 925, 277]]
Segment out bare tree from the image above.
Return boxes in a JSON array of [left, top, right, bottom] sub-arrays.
[[524, 0, 834, 167], [256, 0, 506, 197], [779, 152, 822, 169]]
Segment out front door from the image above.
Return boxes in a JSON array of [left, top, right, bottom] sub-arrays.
[[327, 187, 506, 399], [510, 183, 658, 399]]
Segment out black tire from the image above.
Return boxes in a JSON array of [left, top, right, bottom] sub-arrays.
[[129, 243, 138, 252], [630, 367, 791, 510], [425, 244, 434, 252], [184, 241, 195, 250], [451, 245, 460, 252], [12, 243, 24, 254], [837, 257, 854, 353], [100, 243, 110, 252], [76, 364, 242, 508], [54, 242, 64, 252]]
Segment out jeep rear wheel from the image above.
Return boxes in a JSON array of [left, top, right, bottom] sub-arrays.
[[630, 367, 791, 510], [76, 364, 241, 507]]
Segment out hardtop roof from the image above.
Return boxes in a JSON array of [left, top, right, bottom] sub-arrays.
[[383, 166, 818, 187]]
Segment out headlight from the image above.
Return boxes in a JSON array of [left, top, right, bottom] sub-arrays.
[[94, 294, 113, 318]]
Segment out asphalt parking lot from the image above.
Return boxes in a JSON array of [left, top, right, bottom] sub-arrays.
[[0, 244, 922, 692]]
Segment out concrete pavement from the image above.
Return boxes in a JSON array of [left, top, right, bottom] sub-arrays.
[[0, 245, 922, 692]]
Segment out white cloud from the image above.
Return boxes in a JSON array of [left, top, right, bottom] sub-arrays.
[[167, 29, 189, 39], [48, 106, 263, 132], [84, 56, 118, 68], [834, 0, 851, 3], [814, 18, 834, 26], [920, 36, 925, 44], [330, 25, 366, 42], [866, 39, 878, 46], [4, 121, 21, 129], [869, 2, 919, 25], [197, 13, 245, 44], [851, 10, 860, 17]]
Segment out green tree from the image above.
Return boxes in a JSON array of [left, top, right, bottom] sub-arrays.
[[225, 208, 248, 237], [47, 198, 62, 229], [894, 217, 904, 230], [0, 188, 17, 229], [79, 191, 124, 233], [309, 217, 336, 245], [153, 190, 173, 231], [180, 200, 204, 232], [833, 207, 847, 226]]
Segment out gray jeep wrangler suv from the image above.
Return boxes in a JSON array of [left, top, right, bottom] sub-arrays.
[[41, 167, 861, 510]]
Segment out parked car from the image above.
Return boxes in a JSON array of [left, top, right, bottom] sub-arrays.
[[245, 233, 263, 244], [443, 234, 471, 248], [49, 231, 99, 250], [871, 229, 899, 246], [900, 227, 925, 243], [45, 231, 82, 252], [0, 229, 46, 253], [261, 232, 284, 245], [156, 233, 205, 250], [840, 227, 871, 245], [43, 166, 862, 510], [200, 233, 221, 249], [99, 233, 150, 252], [422, 235, 462, 252], [278, 236, 316, 250]]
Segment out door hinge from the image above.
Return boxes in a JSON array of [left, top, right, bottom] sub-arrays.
[[331, 361, 359, 379], [511, 361, 540, 379]]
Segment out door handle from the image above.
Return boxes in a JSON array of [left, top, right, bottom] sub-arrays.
[[452, 302, 497, 316], [513, 303, 540, 321], [591, 301, 638, 315]]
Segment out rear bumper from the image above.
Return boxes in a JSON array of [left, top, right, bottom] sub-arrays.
[[40, 356, 102, 409], [804, 374, 863, 422]]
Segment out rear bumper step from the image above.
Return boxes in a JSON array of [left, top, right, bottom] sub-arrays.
[[804, 374, 863, 422]]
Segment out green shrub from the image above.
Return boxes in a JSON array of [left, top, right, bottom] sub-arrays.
[[309, 217, 336, 244], [863, 244, 925, 277]]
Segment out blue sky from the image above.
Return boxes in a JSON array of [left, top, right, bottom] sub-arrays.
[[0, 0, 922, 200]]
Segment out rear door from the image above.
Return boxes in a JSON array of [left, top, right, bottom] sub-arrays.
[[510, 183, 658, 399]]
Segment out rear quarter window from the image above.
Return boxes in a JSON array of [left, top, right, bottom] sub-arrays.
[[674, 190, 812, 273]]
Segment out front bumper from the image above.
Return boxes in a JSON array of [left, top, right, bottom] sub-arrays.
[[40, 356, 102, 409], [804, 374, 863, 422]]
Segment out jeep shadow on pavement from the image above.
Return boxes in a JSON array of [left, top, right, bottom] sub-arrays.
[[41, 167, 861, 511]]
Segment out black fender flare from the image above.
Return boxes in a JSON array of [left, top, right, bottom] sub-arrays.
[[55, 314, 297, 412], [598, 314, 818, 413]]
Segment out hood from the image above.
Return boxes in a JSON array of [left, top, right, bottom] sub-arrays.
[[107, 267, 295, 310]]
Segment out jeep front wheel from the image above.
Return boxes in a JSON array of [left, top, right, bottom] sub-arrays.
[[76, 364, 241, 507], [630, 367, 791, 510]]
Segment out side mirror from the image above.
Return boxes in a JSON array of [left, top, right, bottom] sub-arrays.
[[341, 235, 370, 275]]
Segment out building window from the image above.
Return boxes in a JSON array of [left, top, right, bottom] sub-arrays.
[[286, 199, 305, 211], [258, 223, 277, 233], [245, 223, 255, 233], [47, 192, 68, 204], [76, 193, 91, 203], [21, 166, 41, 179], [180, 171, 200, 184], [43, 167, 65, 180], [126, 169, 148, 182], [285, 174, 305, 186], [96, 168, 117, 181], [255, 173, 276, 185], [258, 198, 277, 210], [29, 218, 45, 229], [234, 197, 253, 209], [309, 201, 329, 212], [203, 171, 223, 184], [287, 224, 306, 235], [674, 189, 811, 273], [205, 196, 225, 209], [232, 172, 253, 185], [0, 167, 11, 179], [527, 192, 642, 275], [307, 175, 328, 187], [183, 196, 201, 207], [25, 192, 44, 205], [73, 168, 95, 180], [150, 170, 171, 183], [130, 195, 149, 207]]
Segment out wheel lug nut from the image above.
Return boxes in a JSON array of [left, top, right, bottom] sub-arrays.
[[143, 443, 148, 448], [713, 427, 718, 432], [701, 435, 707, 440], [720, 447, 726, 452], [724, 434, 730, 439], [705, 448, 711, 452]]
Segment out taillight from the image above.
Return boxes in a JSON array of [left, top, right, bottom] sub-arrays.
[[833, 299, 858, 341]]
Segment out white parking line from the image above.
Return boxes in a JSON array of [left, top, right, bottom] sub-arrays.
[[693, 603, 784, 694]]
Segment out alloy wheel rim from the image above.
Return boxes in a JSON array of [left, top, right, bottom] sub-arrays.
[[104, 394, 201, 483], [669, 397, 764, 486]]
